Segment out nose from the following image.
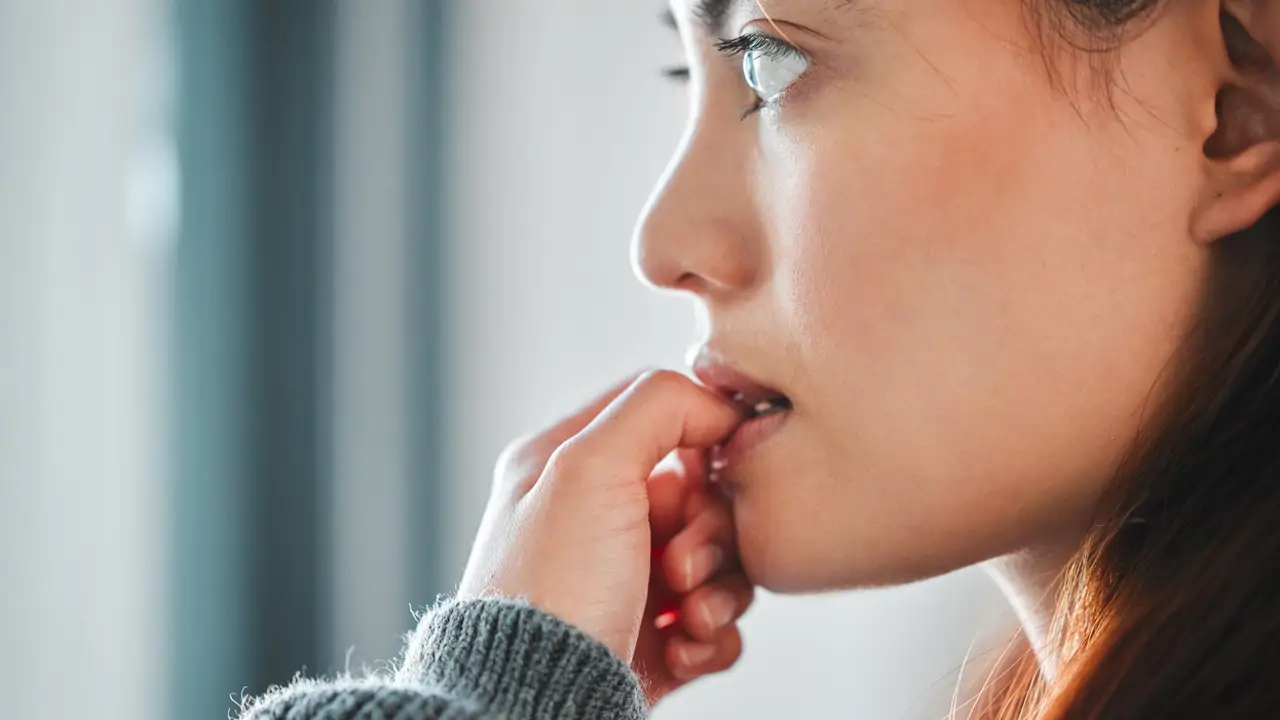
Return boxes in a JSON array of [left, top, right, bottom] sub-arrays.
[[631, 124, 763, 296]]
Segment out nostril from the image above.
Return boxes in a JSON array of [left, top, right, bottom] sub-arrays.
[[672, 271, 706, 293]]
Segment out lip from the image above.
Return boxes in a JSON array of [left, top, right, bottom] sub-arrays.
[[713, 408, 792, 472], [690, 349, 788, 408], [690, 347, 792, 471]]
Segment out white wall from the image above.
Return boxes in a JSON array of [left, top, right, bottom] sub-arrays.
[[0, 2, 170, 718], [445, 2, 1013, 718]]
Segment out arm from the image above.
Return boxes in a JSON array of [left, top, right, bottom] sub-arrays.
[[238, 598, 647, 720]]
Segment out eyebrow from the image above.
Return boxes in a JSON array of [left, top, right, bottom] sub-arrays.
[[694, 0, 735, 34], [661, 0, 737, 36]]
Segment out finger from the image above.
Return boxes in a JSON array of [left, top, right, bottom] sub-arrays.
[[667, 627, 744, 681], [649, 447, 716, 545], [664, 505, 736, 593], [495, 372, 648, 486], [675, 448, 707, 484], [537, 372, 649, 451], [679, 573, 755, 642], [682, 484, 720, 525], [648, 466, 695, 547], [569, 370, 743, 479]]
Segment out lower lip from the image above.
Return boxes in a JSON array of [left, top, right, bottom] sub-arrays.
[[718, 408, 791, 468]]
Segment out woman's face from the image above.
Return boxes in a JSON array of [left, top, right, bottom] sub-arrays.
[[633, 0, 1216, 591]]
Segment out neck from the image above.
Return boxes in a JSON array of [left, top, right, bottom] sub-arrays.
[[983, 541, 1078, 681]]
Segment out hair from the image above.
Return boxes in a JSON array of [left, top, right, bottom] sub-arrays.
[[974, 2, 1280, 718]]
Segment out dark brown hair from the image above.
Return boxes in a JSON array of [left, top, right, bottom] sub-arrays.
[[981, 2, 1280, 717]]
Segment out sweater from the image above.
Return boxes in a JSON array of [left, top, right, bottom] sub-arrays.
[[237, 597, 649, 720]]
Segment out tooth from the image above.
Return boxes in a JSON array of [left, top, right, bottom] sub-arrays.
[[732, 391, 747, 403], [711, 457, 729, 471], [754, 401, 774, 415]]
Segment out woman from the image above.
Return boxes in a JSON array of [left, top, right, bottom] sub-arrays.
[[243, 0, 1280, 717]]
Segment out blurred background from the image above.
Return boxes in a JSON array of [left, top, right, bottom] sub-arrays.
[[0, 1, 1012, 717]]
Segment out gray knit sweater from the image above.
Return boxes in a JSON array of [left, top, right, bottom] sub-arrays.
[[237, 597, 649, 720]]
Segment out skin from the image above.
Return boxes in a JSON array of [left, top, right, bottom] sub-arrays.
[[632, 0, 1280, 676], [632, 0, 1276, 669], [459, 0, 1280, 705], [459, 372, 756, 703], [637, 0, 1215, 594]]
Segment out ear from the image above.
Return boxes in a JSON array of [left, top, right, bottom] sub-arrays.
[[1194, 0, 1280, 243]]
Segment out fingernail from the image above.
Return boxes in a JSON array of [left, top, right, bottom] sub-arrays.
[[700, 590, 737, 630], [684, 545, 723, 588], [679, 642, 716, 667]]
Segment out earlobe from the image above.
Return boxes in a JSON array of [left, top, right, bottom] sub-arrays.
[[1192, 3, 1280, 243], [1194, 139, 1280, 242]]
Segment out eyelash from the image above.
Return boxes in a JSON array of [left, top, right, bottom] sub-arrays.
[[660, 34, 806, 120], [716, 34, 802, 119]]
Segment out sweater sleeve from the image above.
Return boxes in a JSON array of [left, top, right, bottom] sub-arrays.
[[237, 597, 649, 720]]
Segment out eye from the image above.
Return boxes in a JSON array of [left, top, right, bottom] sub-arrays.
[[743, 41, 808, 103], [716, 34, 809, 115]]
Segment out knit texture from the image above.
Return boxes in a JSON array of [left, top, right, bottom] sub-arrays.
[[237, 597, 649, 720]]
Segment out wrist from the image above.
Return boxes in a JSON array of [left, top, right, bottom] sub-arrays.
[[398, 596, 648, 720]]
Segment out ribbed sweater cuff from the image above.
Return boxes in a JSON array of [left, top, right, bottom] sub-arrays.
[[397, 597, 648, 720]]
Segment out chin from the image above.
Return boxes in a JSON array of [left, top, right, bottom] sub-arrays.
[[728, 478, 1008, 594], [728, 498, 859, 593], [719, 461, 847, 592], [734, 522, 983, 595], [735, 544, 819, 594]]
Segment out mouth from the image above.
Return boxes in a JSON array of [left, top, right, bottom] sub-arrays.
[[737, 394, 793, 420], [691, 351, 792, 414], [691, 350, 793, 476]]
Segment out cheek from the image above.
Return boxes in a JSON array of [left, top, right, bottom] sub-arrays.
[[742, 82, 1209, 588]]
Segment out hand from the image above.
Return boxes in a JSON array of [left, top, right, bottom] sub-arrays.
[[457, 370, 754, 703], [632, 448, 756, 703]]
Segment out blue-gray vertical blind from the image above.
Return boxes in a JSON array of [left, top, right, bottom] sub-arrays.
[[172, 2, 447, 716], [406, 0, 449, 612]]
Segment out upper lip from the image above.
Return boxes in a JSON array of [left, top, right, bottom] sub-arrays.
[[690, 347, 790, 410]]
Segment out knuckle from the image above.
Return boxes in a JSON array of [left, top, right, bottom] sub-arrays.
[[543, 438, 603, 482], [494, 435, 534, 473], [494, 433, 554, 492]]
